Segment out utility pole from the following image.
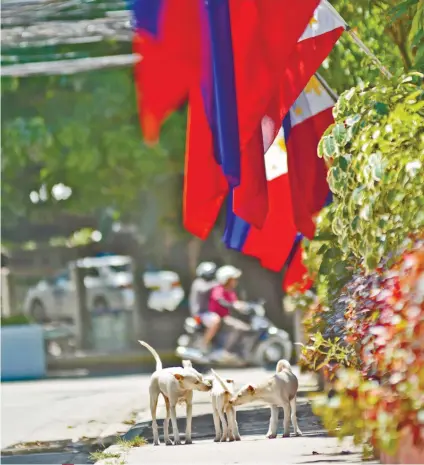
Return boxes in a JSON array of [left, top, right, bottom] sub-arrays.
[[70, 263, 92, 350]]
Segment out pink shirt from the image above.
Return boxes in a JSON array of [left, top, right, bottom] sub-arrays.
[[209, 285, 237, 318]]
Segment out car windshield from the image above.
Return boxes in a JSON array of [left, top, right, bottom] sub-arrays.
[[108, 264, 131, 273]]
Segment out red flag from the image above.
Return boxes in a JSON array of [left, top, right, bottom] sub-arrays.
[[224, 75, 335, 274], [183, 88, 228, 239], [277, 1, 345, 119], [133, 0, 201, 142], [282, 245, 313, 292], [230, 0, 321, 228], [286, 102, 334, 239]]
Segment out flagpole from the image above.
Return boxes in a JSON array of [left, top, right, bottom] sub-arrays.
[[323, 0, 393, 79], [314, 72, 339, 102], [346, 30, 393, 79]]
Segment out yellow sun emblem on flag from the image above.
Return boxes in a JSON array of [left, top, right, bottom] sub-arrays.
[[277, 135, 287, 153], [308, 16, 318, 27], [304, 76, 323, 96]]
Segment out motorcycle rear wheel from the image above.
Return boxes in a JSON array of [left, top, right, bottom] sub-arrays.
[[254, 336, 292, 368]]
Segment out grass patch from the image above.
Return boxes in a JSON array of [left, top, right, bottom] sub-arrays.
[[122, 419, 136, 426], [89, 451, 121, 462], [116, 436, 147, 448]]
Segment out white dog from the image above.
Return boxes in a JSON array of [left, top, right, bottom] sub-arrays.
[[230, 359, 302, 438], [207, 369, 241, 442], [139, 341, 211, 446]]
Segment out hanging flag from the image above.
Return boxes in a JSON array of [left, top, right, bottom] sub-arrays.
[[183, 87, 228, 239], [230, 0, 322, 228], [132, 0, 201, 142], [224, 75, 335, 273], [282, 240, 313, 292], [285, 76, 335, 239], [277, 0, 346, 119], [184, 0, 321, 237]]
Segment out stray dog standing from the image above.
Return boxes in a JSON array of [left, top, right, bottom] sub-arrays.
[[208, 369, 241, 442], [139, 341, 211, 446], [230, 359, 302, 438]]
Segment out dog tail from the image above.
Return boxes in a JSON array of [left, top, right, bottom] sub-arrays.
[[211, 369, 232, 392], [276, 359, 292, 373], [138, 340, 162, 371]]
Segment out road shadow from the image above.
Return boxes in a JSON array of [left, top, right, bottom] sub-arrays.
[[125, 401, 326, 443]]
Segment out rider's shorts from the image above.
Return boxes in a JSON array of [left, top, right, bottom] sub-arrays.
[[199, 312, 221, 328]]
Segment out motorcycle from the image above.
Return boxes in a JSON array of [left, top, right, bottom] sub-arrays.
[[175, 300, 293, 368]]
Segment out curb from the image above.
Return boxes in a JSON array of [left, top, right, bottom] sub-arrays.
[[1, 435, 118, 457], [47, 351, 179, 372]]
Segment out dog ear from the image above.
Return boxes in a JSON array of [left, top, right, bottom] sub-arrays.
[[182, 360, 193, 369], [247, 385, 255, 393], [174, 373, 184, 381]]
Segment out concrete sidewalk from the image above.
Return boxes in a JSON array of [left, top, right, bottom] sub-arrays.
[[118, 435, 369, 465], [94, 369, 375, 465]]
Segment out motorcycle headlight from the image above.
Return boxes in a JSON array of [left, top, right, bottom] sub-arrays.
[[268, 326, 278, 335]]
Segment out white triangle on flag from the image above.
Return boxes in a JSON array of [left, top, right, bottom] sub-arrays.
[[264, 128, 288, 181], [289, 76, 334, 127], [299, 0, 346, 42]]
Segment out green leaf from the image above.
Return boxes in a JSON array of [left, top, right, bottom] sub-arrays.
[[324, 135, 337, 158], [333, 124, 347, 145], [374, 102, 389, 115], [339, 156, 349, 172]]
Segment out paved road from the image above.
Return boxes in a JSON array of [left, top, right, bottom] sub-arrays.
[[2, 374, 148, 450], [1, 367, 316, 450]]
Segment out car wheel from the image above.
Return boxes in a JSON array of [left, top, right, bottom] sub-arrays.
[[93, 296, 109, 312], [30, 300, 47, 323]]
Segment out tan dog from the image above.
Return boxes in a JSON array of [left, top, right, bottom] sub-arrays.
[[208, 369, 241, 442], [139, 341, 211, 446], [230, 359, 302, 438]]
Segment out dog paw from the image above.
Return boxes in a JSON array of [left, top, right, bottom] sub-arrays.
[[174, 439, 182, 445], [266, 433, 277, 439], [165, 440, 173, 446], [185, 439, 193, 445], [282, 433, 290, 438], [154, 442, 160, 446], [220, 436, 227, 442], [228, 436, 235, 442], [214, 437, 220, 443], [235, 435, 241, 441], [295, 431, 303, 437]]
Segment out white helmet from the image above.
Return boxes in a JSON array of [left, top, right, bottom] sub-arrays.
[[195, 262, 217, 279], [216, 265, 242, 285]]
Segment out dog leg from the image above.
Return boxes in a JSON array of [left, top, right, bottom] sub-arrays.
[[150, 390, 160, 446], [226, 408, 236, 442], [185, 391, 193, 445], [163, 396, 173, 446], [282, 402, 291, 437], [266, 405, 278, 439], [218, 409, 228, 442], [232, 408, 241, 441], [212, 399, 221, 442], [169, 402, 182, 445], [290, 397, 303, 436]]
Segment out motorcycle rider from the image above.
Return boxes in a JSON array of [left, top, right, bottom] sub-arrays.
[[201, 265, 251, 356], [189, 261, 217, 318]]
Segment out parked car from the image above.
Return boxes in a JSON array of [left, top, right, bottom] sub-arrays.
[[23, 255, 185, 322]]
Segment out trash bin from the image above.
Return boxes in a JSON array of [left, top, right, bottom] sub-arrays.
[[1, 324, 46, 380]]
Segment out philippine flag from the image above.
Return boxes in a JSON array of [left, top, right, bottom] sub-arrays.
[[224, 75, 335, 275]]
